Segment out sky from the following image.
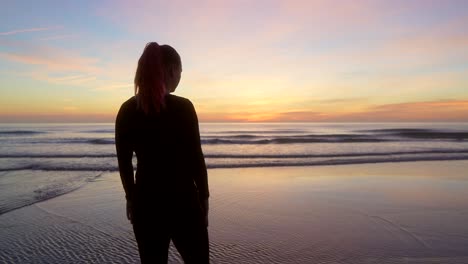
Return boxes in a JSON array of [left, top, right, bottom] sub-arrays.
[[0, 0, 467, 122]]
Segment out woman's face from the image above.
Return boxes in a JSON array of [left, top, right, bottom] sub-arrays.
[[166, 65, 182, 93]]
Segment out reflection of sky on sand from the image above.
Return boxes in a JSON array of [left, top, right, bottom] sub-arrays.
[[1, 161, 468, 263], [210, 161, 468, 262]]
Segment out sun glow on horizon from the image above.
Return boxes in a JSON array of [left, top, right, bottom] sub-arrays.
[[1, 0, 467, 122]]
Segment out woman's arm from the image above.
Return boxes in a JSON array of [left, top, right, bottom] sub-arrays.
[[186, 100, 209, 226], [115, 103, 135, 202], [186, 100, 210, 201]]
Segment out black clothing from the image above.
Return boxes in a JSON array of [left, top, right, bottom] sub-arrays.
[[132, 199, 209, 263], [115, 94, 209, 202], [115, 94, 209, 263]]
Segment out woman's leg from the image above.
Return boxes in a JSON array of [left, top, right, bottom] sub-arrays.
[[132, 206, 171, 263], [170, 207, 209, 263]]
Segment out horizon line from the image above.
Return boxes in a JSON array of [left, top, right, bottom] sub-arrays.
[[1, 121, 467, 124]]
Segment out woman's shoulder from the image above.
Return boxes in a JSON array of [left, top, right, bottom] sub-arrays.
[[117, 96, 137, 118], [166, 94, 194, 110], [119, 96, 137, 109], [115, 96, 137, 127]]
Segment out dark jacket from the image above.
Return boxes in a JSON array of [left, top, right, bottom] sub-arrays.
[[115, 95, 209, 210]]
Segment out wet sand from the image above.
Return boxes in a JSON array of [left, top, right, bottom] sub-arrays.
[[1, 160, 468, 263]]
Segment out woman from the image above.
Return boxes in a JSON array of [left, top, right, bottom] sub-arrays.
[[115, 42, 209, 263]]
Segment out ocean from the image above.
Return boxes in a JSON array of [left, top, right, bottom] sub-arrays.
[[1, 122, 467, 216]]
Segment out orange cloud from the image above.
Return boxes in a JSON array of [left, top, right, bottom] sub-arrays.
[[2, 99, 466, 123], [95, 83, 133, 91], [198, 99, 468, 122], [346, 99, 468, 122], [0, 113, 114, 123], [0, 52, 100, 73]]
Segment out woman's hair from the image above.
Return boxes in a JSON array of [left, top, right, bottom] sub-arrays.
[[134, 42, 181, 115], [160, 44, 182, 74]]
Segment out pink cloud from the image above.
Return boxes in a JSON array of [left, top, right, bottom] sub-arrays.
[[0, 51, 100, 73], [96, 0, 384, 52], [94, 0, 467, 82], [0, 39, 136, 90]]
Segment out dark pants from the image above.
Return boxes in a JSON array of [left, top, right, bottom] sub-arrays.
[[132, 199, 209, 264]]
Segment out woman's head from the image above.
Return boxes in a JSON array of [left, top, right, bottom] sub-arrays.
[[161, 44, 182, 93], [134, 42, 182, 114]]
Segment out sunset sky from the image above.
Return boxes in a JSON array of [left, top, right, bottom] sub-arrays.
[[1, 0, 467, 122]]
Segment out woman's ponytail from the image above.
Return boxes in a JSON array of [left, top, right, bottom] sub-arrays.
[[134, 42, 166, 114]]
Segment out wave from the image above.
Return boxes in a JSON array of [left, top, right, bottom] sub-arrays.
[[201, 130, 468, 144], [2, 149, 468, 159], [3, 138, 116, 145], [207, 155, 468, 168], [0, 172, 103, 215], [201, 135, 389, 144], [82, 129, 305, 134], [0, 154, 117, 158], [4, 129, 467, 145], [357, 128, 468, 140], [9, 136, 383, 145], [87, 138, 114, 144], [0, 164, 116, 172], [0, 130, 45, 136], [208, 150, 468, 158], [204, 130, 307, 134], [82, 129, 114, 133], [204, 135, 261, 139], [1, 153, 468, 171], [4, 135, 386, 145], [358, 128, 434, 133]]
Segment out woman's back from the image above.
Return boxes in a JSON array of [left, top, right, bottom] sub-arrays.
[[116, 94, 209, 208]]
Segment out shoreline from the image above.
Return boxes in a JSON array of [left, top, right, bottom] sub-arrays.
[[2, 155, 468, 172], [1, 158, 468, 217]]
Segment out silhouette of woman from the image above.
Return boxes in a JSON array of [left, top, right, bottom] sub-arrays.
[[115, 42, 209, 263]]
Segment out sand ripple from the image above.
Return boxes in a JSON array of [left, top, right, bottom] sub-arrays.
[[2, 164, 468, 263]]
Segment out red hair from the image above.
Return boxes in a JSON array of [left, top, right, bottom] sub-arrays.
[[134, 42, 166, 114]]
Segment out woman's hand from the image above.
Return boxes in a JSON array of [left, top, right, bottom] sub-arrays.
[[126, 200, 134, 224]]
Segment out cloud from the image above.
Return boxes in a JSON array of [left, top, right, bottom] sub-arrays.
[[197, 99, 468, 122], [0, 38, 102, 75], [63, 106, 78, 111], [198, 110, 330, 122], [301, 99, 468, 122], [95, 0, 386, 60], [95, 83, 133, 91], [349, 99, 468, 122], [0, 52, 100, 73], [2, 98, 466, 123], [0, 38, 136, 91], [38, 34, 79, 41], [94, 0, 467, 102], [0, 113, 114, 123], [0, 26, 63, 36]]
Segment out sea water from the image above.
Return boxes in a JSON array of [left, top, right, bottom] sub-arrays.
[[1, 122, 467, 215]]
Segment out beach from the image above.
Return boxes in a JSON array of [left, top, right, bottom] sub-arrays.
[[1, 160, 468, 263], [2, 0, 467, 262]]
